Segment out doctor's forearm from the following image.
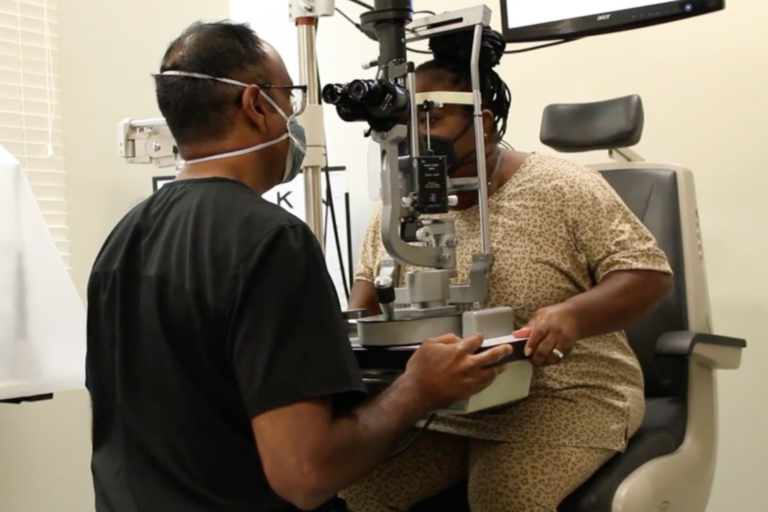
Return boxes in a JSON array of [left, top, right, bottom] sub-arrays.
[[298, 376, 430, 509], [564, 269, 672, 340]]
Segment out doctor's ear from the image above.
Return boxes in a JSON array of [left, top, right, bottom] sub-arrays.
[[242, 85, 267, 132]]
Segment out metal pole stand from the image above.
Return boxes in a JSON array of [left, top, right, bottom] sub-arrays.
[[291, 0, 335, 247]]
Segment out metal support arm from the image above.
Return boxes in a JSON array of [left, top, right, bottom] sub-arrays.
[[292, 0, 334, 245], [375, 6, 494, 272], [117, 118, 177, 169]]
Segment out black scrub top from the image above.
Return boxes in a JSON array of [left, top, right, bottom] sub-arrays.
[[86, 177, 366, 512]]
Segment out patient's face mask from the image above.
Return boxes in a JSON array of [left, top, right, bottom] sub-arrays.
[[158, 71, 307, 185]]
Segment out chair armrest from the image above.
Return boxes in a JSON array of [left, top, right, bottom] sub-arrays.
[[656, 331, 746, 370]]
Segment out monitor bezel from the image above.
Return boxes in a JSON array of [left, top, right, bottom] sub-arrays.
[[152, 176, 176, 192], [500, 0, 725, 43]]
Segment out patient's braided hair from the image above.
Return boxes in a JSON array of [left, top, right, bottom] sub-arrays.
[[416, 27, 512, 140]]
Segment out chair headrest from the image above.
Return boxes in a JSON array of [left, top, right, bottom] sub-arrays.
[[540, 95, 645, 153]]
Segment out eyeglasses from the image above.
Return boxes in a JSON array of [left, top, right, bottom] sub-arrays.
[[159, 71, 309, 117], [258, 85, 308, 117]]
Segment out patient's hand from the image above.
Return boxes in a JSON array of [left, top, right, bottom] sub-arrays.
[[514, 304, 579, 367]]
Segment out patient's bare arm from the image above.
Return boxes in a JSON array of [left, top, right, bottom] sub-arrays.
[[349, 280, 382, 316], [517, 269, 672, 366]]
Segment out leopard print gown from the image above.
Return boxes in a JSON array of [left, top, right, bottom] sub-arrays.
[[345, 153, 673, 511]]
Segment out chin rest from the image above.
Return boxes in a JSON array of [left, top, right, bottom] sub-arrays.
[[407, 96, 747, 512]]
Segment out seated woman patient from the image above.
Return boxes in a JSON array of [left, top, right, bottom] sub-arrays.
[[342, 28, 673, 512]]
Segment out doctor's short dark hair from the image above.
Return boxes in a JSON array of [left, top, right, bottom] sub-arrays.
[[154, 20, 269, 147]]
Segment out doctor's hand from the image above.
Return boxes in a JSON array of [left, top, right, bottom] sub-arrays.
[[404, 334, 513, 410], [514, 304, 580, 367]]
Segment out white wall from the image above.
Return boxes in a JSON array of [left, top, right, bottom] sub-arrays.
[[231, 0, 767, 510], [0, 1, 228, 511]]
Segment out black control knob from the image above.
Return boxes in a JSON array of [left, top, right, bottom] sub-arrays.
[[374, 275, 396, 304], [374, 275, 396, 321]]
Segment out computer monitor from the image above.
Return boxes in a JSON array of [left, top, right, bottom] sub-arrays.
[[152, 176, 175, 192], [500, 0, 724, 43]]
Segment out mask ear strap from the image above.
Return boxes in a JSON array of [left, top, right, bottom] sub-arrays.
[[259, 92, 290, 122], [184, 132, 290, 165], [155, 70, 250, 89]]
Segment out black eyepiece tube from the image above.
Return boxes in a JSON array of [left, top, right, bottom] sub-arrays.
[[321, 84, 347, 105]]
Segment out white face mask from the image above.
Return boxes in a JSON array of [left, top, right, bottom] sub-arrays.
[[158, 70, 307, 184]]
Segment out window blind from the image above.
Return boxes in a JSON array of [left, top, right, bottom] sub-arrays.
[[0, 0, 69, 268]]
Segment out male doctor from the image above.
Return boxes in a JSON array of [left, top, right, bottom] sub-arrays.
[[85, 20, 511, 512]]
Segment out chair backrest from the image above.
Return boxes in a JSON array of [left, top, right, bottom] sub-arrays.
[[539, 95, 713, 399], [597, 167, 689, 398]]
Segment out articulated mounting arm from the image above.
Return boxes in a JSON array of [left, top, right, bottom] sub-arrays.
[[117, 118, 177, 169]]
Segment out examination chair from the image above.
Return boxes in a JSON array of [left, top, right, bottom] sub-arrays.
[[410, 95, 747, 512]]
